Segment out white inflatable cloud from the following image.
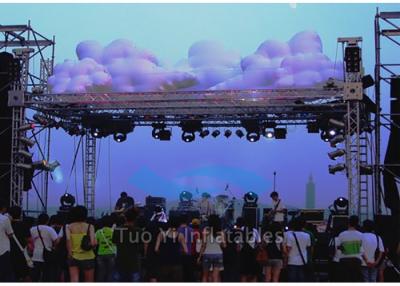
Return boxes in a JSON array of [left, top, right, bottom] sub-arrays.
[[48, 31, 343, 93]]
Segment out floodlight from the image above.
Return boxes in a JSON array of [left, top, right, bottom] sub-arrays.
[[224, 130, 232, 138], [329, 119, 345, 130], [60, 193, 76, 208], [328, 163, 346, 174], [235, 130, 244, 138], [211, 130, 220, 138], [247, 132, 260, 142], [179, 191, 193, 202], [17, 149, 33, 159], [333, 197, 349, 215], [18, 123, 35, 132], [114, 132, 127, 143], [182, 131, 195, 142], [244, 192, 258, 204], [19, 137, 35, 148], [330, 134, 345, 147], [199, 130, 210, 138], [328, 149, 346, 160]]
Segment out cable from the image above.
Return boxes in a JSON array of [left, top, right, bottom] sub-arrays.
[[108, 137, 112, 213], [64, 136, 83, 196]]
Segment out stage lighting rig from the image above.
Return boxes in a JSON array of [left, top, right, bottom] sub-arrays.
[[17, 160, 60, 172], [182, 131, 195, 142], [224, 130, 232, 138], [328, 118, 345, 130], [328, 163, 346, 174], [307, 121, 320, 133], [152, 123, 171, 141], [274, 128, 287, 139], [199, 129, 210, 138], [60, 193, 76, 210], [264, 130, 274, 139], [328, 149, 346, 160], [235, 129, 244, 138], [179, 191, 193, 202], [244, 192, 258, 205], [114, 132, 127, 143], [247, 131, 260, 142], [330, 134, 345, 147], [18, 123, 35, 132], [211, 130, 220, 138], [333, 197, 349, 215]]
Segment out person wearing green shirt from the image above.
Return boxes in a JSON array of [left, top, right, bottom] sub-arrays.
[[95, 215, 116, 282]]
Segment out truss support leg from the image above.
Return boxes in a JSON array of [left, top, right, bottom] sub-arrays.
[[83, 132, 96, 217]]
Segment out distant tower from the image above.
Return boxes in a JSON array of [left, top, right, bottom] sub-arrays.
[[306, 174, 316, 209]]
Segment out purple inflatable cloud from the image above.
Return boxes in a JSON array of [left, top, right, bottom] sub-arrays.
[[48, 30, 343, 93]]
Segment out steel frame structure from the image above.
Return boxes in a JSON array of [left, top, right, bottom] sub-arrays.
[[2, 23, 382, 218], [0, 23, 55, 209], [375, 9, 400, 215]]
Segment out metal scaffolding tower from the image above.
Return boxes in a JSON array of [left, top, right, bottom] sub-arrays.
[[1, 23, 55, 208], [375, 10, 400, 214], [83, 132, 96, 217]]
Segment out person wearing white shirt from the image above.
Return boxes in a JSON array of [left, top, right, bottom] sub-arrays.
[[285, 218, 311, 282], [360, 219, 384, 282], [0, 201, 14, 282], [30, 213, 58, 282], [269, 192, 286, 224], [337, 215, 368, 282]]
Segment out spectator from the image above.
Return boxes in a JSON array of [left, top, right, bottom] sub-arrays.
[[328, 226, 346, 282], [223, 218, 243, 282], [177, 214, 195, 282], [66, 206, 97, 282], [143, 205, 167, 282], [285, 218, 311, 282], [9, 206, 31, 282], [0, 201, 14, 282], [191, 218, 202, 282], [95, 215, 116, 282], [263, 222, 286, 282], [112, 208, 143, 282], [337, 215, 368, 282], [30, 213, 58, 282], [239, 219, 261, 282], [361, 219, 384, 282], [198, 214, 226, 282], [155, 215, 188, 282]]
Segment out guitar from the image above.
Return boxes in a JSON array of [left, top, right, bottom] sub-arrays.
[[264, 199, 283, 223]]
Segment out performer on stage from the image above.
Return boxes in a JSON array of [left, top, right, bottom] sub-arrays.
[[114, 191, 135, 213], [198, 192, 214, 220], [266, 191, 286, 224]]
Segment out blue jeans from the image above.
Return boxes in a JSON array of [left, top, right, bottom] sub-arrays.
[[287, 265, 306, 282], [96, 255, 116, 282], [361, 266, 378, 282], [118, 271, 140, 282]]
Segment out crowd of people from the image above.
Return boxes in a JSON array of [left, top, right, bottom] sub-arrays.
[[0, 195, 398, 283]]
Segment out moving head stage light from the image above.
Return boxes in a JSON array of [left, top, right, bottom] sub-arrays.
[[82, 114, 134, 142]]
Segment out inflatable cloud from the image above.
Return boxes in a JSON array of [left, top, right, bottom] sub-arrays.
[[48, 31, 343, 93]]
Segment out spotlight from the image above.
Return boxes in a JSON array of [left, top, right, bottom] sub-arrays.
[[114, 132, 127, 143], [265, 130, 274, 139], [344, 46, 361, 73], [320, 130, 331, 142], [17, 149, 33, 159], [333, 197, 349, 215], [211, 130, 220, 138], [328, 149, 346, 160], [60, 193, 76, 208], [158, 129, 171, 141], [247, 132, 260, 142], [152, 128, 161, 139], [274, 128, 287, 139], [328, 129, 337, 136], [19, 160, 60, 172], [362, 75, 375, 89], [328, 163, 346, 174], [91, 128, 102, 138], [179, 191, 193, 202], [18, 123, 35, 132], [235, 129, 244, 138], [224, 130, 232, 138], [244, 192, 258, 204], [19, 137, 35, 148], [329, 119, 345, 130], [330, 134, 345, 147], [307, 122, 320, 133], [360, 164, 373, 175], [199, 129, 210, 138], [182, 131, 195, 142]]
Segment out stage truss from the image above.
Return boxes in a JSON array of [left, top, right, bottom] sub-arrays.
[[1, 23, 383, 219]]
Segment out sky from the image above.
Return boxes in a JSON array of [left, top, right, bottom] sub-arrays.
[[0, 3, 398, 212]]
